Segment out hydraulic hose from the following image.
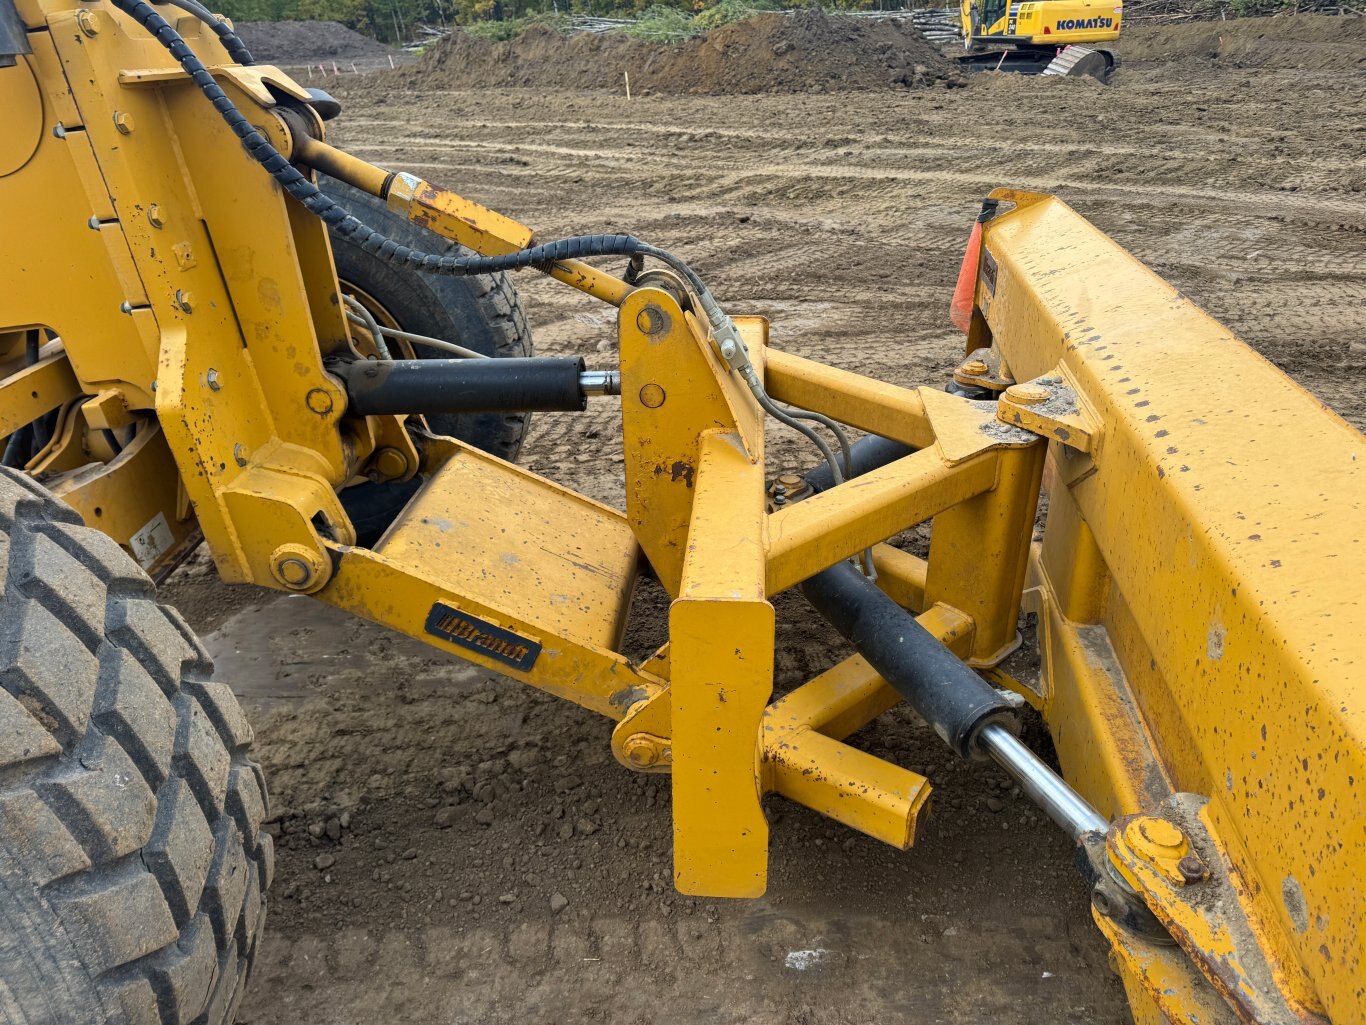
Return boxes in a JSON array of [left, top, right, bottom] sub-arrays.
[[109, 0, 716, 301], [160, 0, 255, 65], [111, 0, 849, 487], [804, 434, 914, 494]]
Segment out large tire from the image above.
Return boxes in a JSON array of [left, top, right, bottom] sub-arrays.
[[320, 175, 534, 462], [0, 468, 271, 1025]]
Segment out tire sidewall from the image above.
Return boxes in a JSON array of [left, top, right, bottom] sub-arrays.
[[319, 175, 530, 458]]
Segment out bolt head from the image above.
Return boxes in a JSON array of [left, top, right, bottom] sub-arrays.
[[205, 368, 221, 391], [76, 9, 98, 35], [1004, 383, 1050, 406], [1136, 817, 1184, 851], [623, 734, 660, 768], [174, 289, 193, 313], [147, 204, 164, 229], [276, 557, 312, 588], [270, 544, 328, 592], [233, 443, 249, 467], [1177, 853, 1207, 884], [962, 359, 989, 376], [373, 447, 409, 479], [113, 111, 133, 135], [636, 305, 668, 336]]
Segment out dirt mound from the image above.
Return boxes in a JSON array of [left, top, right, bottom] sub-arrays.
[[399, 11, 961, 94], [234, 20, 400, 64], [1119, 12, 1364, 70]]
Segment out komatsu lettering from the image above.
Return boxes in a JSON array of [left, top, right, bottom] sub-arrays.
[[1056, 16, 1112, 29]]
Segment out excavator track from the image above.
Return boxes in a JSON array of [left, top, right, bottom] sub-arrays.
[[1041, 43, 1119, 82], [953, 43, 1117, 82]]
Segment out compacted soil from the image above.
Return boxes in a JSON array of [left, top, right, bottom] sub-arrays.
[[401, 10, 962, 93], [156, 14, 1365, 1025]]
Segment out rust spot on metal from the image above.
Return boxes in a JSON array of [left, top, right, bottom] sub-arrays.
[[610, 685, 651, 709]]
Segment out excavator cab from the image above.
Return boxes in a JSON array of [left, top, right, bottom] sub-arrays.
[[962, 0, 1009, 47]]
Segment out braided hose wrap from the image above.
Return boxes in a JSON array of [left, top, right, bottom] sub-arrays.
[[111, 0, 658, 281]]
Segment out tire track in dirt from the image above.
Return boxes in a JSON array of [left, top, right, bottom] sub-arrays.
[[344, 132, 1362, 224]]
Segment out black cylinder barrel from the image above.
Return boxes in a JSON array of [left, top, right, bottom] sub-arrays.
[[804, 434, 915, 493], [799, 560, 1017, 760], [339, 357, 588, 416]]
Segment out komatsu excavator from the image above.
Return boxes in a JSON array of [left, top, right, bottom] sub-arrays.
[[0, 0, 1361, 1023], [958, 0, 1122, 80]]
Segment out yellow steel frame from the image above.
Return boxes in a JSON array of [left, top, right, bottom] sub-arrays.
[[2, 5, 1362, 1023], [961, 189, 1365, 1024]]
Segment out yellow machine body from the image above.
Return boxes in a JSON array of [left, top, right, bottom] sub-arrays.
[[0, 2, 1360, 1023], [961, 0, 1123, 47]]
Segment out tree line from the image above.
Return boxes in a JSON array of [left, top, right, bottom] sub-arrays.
[[213, 0, 898, 44], [213, 0, 1329, 46]]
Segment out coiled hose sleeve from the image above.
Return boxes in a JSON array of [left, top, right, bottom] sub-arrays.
[[161, 0, 256, 65], [109, 0, 712, 297]]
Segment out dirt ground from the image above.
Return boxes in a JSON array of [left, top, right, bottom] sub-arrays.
[[232, 21, 392, 61], [234, 20, 411, 70], [159, 15, 1366, 1025], [403, 11, 961, 93]]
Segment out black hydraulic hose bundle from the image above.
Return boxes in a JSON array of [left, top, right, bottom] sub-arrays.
[[109, 0, 857, 487], [109, 0, 710, 293], [162, 0, 255, 65], [1, 423, 33, 468]]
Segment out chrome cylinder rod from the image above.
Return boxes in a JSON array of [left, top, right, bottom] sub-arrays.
[[579, 370, 621, 397], [976, 721, 1108, 841]]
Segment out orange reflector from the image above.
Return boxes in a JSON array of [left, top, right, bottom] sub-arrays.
[[949, 220, 982, 335]]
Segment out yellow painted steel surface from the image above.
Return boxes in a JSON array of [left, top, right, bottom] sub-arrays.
[[0, 349, 79, 438], [376, 444, 640, 652], [618, 290, 765, 595], [670, 431, 772, 896], [2, 5, 1361, 1021], [962, 0, 1122, 46], [979, 190, 1365, 1022]]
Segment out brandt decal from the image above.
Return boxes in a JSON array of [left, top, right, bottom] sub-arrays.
[[425, 603, 541, 672]]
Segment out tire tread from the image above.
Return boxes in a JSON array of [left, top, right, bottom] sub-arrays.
[[0, 467, 269, 1025]]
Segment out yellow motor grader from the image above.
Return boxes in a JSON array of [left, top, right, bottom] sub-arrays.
[[0, 1, 1361, 1023]]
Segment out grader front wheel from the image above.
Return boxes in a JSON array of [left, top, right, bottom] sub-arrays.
[[0, 469, 271, 1025]]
